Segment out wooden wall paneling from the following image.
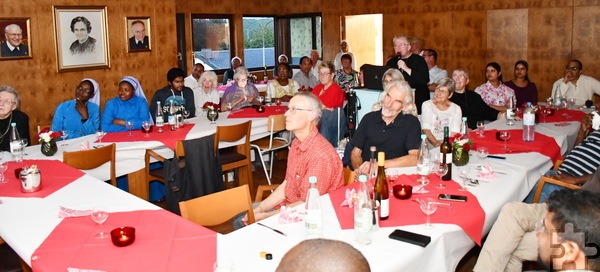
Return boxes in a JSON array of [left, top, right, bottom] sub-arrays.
[[527, 7, 573, 99], [572, 6, 600, 84], [417, 12, 453, 72], [575, 0, 600, 6], [381, 13, 421, 61], [486, 9, 528, 84], [450, 11, 487, 87]]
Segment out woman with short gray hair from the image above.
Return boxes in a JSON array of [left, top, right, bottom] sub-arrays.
[[195, 71, 220, 113], [420, 77, 462, 147], [221, 66, 260, 111]]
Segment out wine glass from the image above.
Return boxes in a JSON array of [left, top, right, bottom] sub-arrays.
[[142, 121, 152, 137], [419, 198, 438, 228], [96, 130, 105, 143], [265, 95, 272, 105], [540, 106, 550, 123], [182, 109, 190, 123], [208, 110, 218, 124], [476, 121, 485, 137], [91, 207, 109, 239], [60, 130, 69, 146], [226, 102, 233, 112], [499, 131, 511, 150], [476, 146, 489, 162], [0, 153, 8, 183], [275, 99, 282, 111], [257, 96, 264, 105], [458, 166, 470, 191], [433, 163, 448, 188], [125, 121, 134, 136]]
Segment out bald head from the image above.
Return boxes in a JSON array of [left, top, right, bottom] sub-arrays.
[[276, 239, 370, 272]]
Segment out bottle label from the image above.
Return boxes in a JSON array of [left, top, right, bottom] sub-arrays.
[[380, 198, 390, 218], [416, 161, 430, 175], [444, 153, 452, 164], [305, 210, 322, 233], [156, 116, 164, 127], [355, 207, 372, 233], [523, 113, 535, 126], [506, 109, 514, 120], [9, 141, 21, 154]]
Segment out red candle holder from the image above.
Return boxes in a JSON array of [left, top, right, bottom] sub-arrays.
[[110, 226, 136, 247], [393, 184, 412, 200]]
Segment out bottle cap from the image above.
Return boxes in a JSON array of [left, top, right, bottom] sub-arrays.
[[358, 175, 367, 182], [309, 176, 317, 184], [462, 116, 467, 121], [11, 122, 16, 126], [420, 134, 426, 140], [370, 146, 376, 152], [377, 152, 385, 165]]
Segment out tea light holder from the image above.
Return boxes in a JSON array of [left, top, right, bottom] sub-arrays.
[[110, 226, 136, 247], [393, 184, 413, 200]]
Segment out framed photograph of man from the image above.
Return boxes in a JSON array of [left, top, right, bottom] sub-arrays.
[[0, 18, 32, 59], [53, 6, 110, 72], [126, 17, 151, 52]]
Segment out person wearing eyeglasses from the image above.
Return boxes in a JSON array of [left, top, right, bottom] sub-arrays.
[[51, 78, 100, 139], [551, 59, 600, 106], [312, 61, 347, 147], [0, 85, 29, 151], [420, 78, 462, 147], [1, 24, 28, 57], [221, 66, 260, 111]]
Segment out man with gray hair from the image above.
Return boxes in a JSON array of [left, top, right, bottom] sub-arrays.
[[276, 239, 371, 272], [350, 80, 421, 174], [1, 24, 28, 57]]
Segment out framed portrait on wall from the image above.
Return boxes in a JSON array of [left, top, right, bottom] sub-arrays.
[[126, 17, 151, 52], [0, 18, 32, 60], [53, 6, 110, 72]]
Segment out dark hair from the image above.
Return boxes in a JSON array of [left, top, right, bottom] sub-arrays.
[[277, 62, 292, 77], [299, 56, 312, 65], [569, 59, 583, 70], [70, 16, 92, 33], [167, 67, 185, 82], [546, 189, 600, 270], [80, 79, 95, 93], [486, 62, 503, 82], [341, 53, 353, 63], [424, 48, 438, 62], [514, 60, 530, 82], [193, 63, 205, 69]]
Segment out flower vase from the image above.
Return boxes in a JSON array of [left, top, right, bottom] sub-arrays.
[[207, 109, 219, 122], [41, 139, 57, 156], [452, 148, 469, 166]]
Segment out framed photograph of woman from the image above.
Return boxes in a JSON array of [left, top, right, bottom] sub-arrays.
[[0, 18, 32, 60], [126, 17, 151, 52], [53, 6, 110, 72]]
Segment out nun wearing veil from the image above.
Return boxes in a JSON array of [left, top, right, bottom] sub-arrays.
[[51, 78, 101, 139], [101, 76, 151, 132]]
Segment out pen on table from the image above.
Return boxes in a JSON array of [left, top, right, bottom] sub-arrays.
[[488, 155, 506, 160], [257, 222, 287, 236]]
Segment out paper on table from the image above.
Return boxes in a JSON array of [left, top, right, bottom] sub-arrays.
[[58, 206, 92, 218]]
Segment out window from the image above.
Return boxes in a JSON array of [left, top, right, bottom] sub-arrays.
[[278, 14, 322, 66], [191, 16, 232, 71], [242, 17, 275, 70]]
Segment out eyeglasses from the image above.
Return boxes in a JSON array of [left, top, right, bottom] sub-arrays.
[[0, 100, 15, 106], [452, 74, 467, 80], [565, 66, 580, 71], [395, 43, 410, 47], [76, 86, 93, 93], [236, 78, 248, 82], [318, 72, 331, 77], [434, 89, 449, 94], [6, 33, 22, 37], [285, 107, 312, 114]]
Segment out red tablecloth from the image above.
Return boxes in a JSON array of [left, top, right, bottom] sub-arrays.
[[543, 109, 586, 123], [31, 209, 216, 272], [470, 129, 563, 164], [330, 174, 486, 245], [0, 160, 84, 198], [227, 106, 286, 118], [98, 124, 194, 150]]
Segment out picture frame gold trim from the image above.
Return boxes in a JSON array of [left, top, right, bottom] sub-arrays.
[[126, 17, 151, 53], [0, 18, 32, 60], [53, 6, 110, 72]]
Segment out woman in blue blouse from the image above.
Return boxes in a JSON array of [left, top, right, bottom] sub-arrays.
[[101, 76, 150, 132], [51, 78, 100, 139]]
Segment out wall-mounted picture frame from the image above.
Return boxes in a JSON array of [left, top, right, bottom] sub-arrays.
[[53, 6, 110, 72], [0, 18, 32, 60], [126, 17, 151, 52]]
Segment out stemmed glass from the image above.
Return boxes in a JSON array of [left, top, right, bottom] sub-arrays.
[[499, 131, 511, 150], [265, 95, 272, 106], [125, 121, 134, 136], [567, 98, 576, 109], [19, 139, 28, 156], [275, 99, 282, 111], [60, 131, 69, 146], [142, 121, 152, 137], [476, 146, 489, 162], [226, 102, 233, 112], [96, 130, 105, 143], [91, 207, 109, 239], [0, 152, 8, 183], [182, 109, 190, 124], [476, 121, 485, 137], [208, 110, 218, 124], [257, 96, 264, 105], [434, 163, 448, 188], [419, 198, 438, 228], [458, 166, 470, 191], [540, 106, 550, 123]]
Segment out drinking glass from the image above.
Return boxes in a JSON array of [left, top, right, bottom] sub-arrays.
[[265, 95, 272, 105], [142, 121, 152, 137], [419, 198, 438, 228], [226, 102, 233, 112], [0, 153, 8, 183], [208, 110, 218, 124], [476, 146, 489, 162], [476, 121, 485, 137], [499, 131, 511, 150], [275, 99, 282, 111], [540, 106, 550, 123], [257, 96, 264, 105], [91, 207, 109, 239], [458, 166, 470, 191], [182, 109, 190, 123], [434, 163, 448, 189], [567, 98, 576, 109], [96, 130, 105, 143], [125, 121, 134, 136], [60, 130, 69, 141]]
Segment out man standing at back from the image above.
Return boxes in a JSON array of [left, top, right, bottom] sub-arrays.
[[150, 68, 196, 122], [423, 49, 448, 94], [310, 50, 323, 79], [552, 59, 600, 106]]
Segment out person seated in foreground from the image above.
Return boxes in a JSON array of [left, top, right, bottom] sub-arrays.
[[450, 69, 504, 129], [233, 92, 344, 229], [51, 78, 100, 139], [473, 167, 600, 272], [267, 62, 299, 102], [371, 68, 406, 111], [292, 56, 318, 91], [276, 239, 371, 272], [101, 76, 150, 132], [221, 66, 260, 111], [350, 80, 421, 173]]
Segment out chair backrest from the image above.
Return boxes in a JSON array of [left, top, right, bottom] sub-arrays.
[[214, 120, 252, 155], [267, 114, 286, 133], [63, 143, 116, 186], [179, 184, 255, 227], [343, 166, 356, 186]]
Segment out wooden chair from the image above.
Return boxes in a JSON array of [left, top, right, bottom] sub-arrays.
[[344, 166, 356, 186], [145, 141, 186, 187], [63, 143, 116, 186], [179, 184, 255, 228], [250, 114, 290, 185], [215, 121, 253, 192], [531, 160, 582, 203]]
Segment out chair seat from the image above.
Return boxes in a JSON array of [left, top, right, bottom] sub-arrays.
[[219, 149, 247, 165], [149, 160, 186, 181], [251, 138, 289, 151]]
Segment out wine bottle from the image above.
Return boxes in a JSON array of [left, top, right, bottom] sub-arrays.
[[155, 101, 164, 133], [440, 126, 452, 180], [263, 65, 268, 83], [305, 176, 322, 238], [374, 152, 389, 220]]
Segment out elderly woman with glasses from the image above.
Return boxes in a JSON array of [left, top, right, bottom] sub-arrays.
[[420, 78, 462, 147], [194, 71, 220, 114], [51, 78, 100, 139], [101, 76, 151, 132], [221, 66, 260, 111], [0, 85, 29, 151], [312, 61, 347, 147]]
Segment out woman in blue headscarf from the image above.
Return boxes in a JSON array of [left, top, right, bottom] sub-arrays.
[[51, 78, 101, 139], [101, 76, 151, 132]]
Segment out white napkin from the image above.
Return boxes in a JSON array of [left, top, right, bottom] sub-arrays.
[[477, 163, 497, 181], [278, 206, 302, 224], [79, 141, 90, 151], [412, 184, 430, 194], [58, 206, 92, 218], [592, 111, 600, 130]]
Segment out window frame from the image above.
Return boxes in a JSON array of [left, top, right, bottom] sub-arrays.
[[190, 14, 234, 74], [241, 15, 277, 72]]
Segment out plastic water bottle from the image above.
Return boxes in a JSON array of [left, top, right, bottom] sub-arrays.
[[9, 123, 22, 162], [523, 102, 536, 142], [416, 134, 430, 176], [506, 95, 515, 126], [460, 116, 469, 140], [354, 175, 373, 245], [305, 176, 322, 238]]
